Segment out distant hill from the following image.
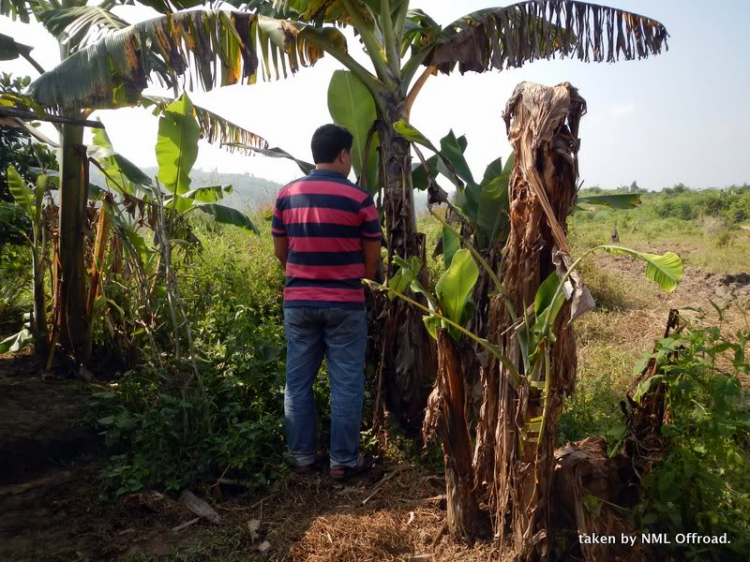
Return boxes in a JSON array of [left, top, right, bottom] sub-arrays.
[[90, 167, 283, 211], [90, 167, 432, 212]]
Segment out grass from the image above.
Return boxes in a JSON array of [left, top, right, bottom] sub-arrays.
[[569, 192, 750, 275], [557, 260, 660, 442], [560, 191, 750, 444]]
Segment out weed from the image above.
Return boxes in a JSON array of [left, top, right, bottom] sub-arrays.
[[715, 229, 734, 248], [627, 310, 750, 560]]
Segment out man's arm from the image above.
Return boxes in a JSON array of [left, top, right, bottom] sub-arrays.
[[274, 237, 288, 268], [362, 240, 381, 281], [359, 194, 382, 281], [271, 191, 288, 267]]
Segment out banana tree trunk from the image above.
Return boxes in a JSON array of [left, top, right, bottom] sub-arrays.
[[428, 328, 485, 540], [30, 179, 48, 349], [376, 95, 436, 430], [484, 82, 585, 560], [31, 244, 48, 352], [57, 122, 90, 362], [83, 201, 110, 363]]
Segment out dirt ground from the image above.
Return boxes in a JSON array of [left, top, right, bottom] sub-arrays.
[[587, 252, 749, 369], [1, 255, 747, 562], [0, 352, 504, 561]]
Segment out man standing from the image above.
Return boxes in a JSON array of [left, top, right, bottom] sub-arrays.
[[272, 124, 381, 480]]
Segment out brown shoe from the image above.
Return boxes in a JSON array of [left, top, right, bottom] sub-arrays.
[[293, 462, 317, 475], [330, 454, 373, 481]]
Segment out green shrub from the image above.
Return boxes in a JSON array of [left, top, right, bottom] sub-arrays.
[[90, 219, 380, 496], [629, 312, 750, 560], [0, 238, 32, 336], [715, 229, 734, 248], [92, 314, 290, 495], [91, 222, 292, 495]]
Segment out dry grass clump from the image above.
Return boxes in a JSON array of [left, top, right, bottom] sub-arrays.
[[292, 511, 414, 561], [237, 462, 504, 562], [701, 215, 726, 236]]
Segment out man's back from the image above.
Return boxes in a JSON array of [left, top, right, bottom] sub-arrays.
[[272, 169, 380, 309]]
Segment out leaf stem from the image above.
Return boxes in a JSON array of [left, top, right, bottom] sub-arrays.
[[379, 0, 401, 73], [342, 0, 395, 87], [301, 28, 383, 96], [364, 279, 523, 385]]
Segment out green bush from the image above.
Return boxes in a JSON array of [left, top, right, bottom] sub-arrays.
[[653, 187, 750, 225], [90, 220, 376, 496], [91, 223, 292, 495], [0, 234, 32, 336], [92, 315, 290, 495], [629, 313, 750, 560]]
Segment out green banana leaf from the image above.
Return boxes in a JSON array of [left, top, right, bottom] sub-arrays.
[[532, 271, 566, 344], [388, 255, 422, 300], [476, 153, 513, 250], [442, 225, 460, 269], [398, 119, 513, 250], [229, 144, 315, 176], [183, 186, 227, 204], [599, 246, 684, 293], [156, 93, 200, 195], [88, 125, 153, 198], [440, 130, 474, 186], [327, 70, 379, 193], [393, 119, 438, 153], [577, 193, 642, 210], [412, 133, 467, 191], [88, 183, 106, 200], [195, 204, 258, 233], [481, 156, 505, 185], [163, 195, 196, 213], [0, 32, 32, 61], [6, 166, 35, 219], [411, 153, 439, 191], [435, 248, 479, 341]]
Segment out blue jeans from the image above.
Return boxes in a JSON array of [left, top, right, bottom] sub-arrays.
[[283, 307, 367, 468]]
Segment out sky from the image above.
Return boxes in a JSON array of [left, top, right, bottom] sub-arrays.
[[2, 0, 750, 191]]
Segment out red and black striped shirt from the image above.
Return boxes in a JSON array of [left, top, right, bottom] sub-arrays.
[[272, 169, 381, 309]]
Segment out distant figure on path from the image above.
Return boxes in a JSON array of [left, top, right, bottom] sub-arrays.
[[272, 124, 381, 480]]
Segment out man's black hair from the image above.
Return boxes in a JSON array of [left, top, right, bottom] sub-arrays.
[[311, 124, 353, 164]]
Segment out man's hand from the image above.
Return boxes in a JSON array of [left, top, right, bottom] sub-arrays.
[[273, 237, 289, 268], [362, 239, 381, 281]]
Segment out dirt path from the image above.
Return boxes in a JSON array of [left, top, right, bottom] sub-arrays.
[[581, 253, 749, 388], [0, 352, 97, 485]]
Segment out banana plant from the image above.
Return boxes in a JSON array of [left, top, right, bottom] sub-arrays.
[[78, 92, 261, 362], [368, 238, 684, 540], [1, 167, 48, 352], [25, 0, 671, 426], [395, 120, 515, 267], [89, 93, 258, 232], [3, 0, 283, 362]]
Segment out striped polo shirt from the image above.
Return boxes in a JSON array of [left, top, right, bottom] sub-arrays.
[[272, 169, 381, 309]]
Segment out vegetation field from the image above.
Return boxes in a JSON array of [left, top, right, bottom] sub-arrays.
[[2, 180, 749, 560]]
